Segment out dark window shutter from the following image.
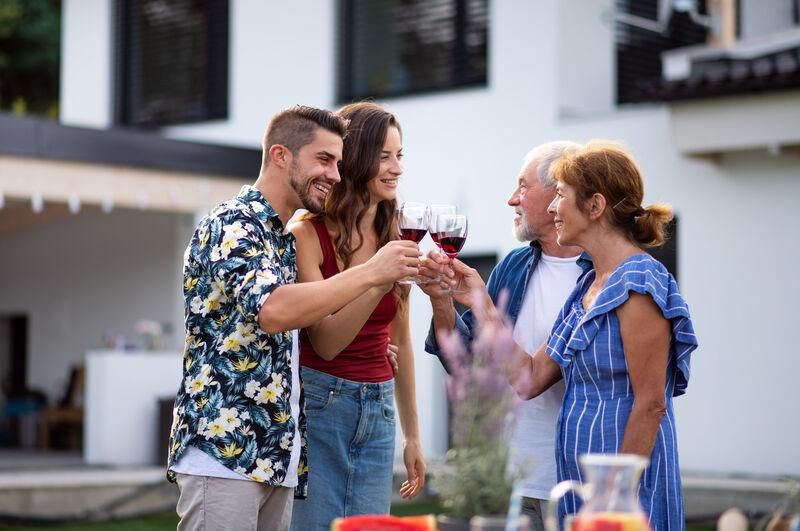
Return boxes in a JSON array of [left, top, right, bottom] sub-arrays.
[[339, 0, 488, 101], [116, 0, 229, 127], [615, 0, 707, 104]]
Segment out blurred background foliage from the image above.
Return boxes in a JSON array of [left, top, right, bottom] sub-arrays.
[[0, 0, 61, 118]]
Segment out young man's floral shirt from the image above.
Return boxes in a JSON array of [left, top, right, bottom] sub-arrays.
[[167, 185, 307, 497]]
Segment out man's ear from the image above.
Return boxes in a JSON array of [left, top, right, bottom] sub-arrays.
[[268, 144, 291, 169], [588, 193, 607, 220]]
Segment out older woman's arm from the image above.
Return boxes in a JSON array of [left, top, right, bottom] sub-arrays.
[[507, 343, 563, 400], [445, 257, 562, 400], [618, 292, 671, 457]]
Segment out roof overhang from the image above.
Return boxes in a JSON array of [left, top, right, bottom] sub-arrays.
[[0, 113, 258, 215]]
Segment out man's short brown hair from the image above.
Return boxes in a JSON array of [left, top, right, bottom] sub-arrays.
[[262, 105, 348, 165]]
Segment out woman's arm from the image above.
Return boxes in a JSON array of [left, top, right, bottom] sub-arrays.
[[455, 275, 562, 400], [618, 292, 670, 457], [506, 342, 564, 400], [291, 220, 390, 359], [391, 298, 426, 499]]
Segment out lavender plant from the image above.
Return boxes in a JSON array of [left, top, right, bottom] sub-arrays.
[[432, 291, 523, 520]]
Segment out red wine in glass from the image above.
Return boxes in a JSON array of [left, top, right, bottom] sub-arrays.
[[439, 235, 466, 258], [400, 227, 428, 243], [397, 202, 429, 285], [435, 213, 468, 292], [427, 205, 456, 249]]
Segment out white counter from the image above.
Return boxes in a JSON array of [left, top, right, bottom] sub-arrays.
[[84, 349, 182, 466]]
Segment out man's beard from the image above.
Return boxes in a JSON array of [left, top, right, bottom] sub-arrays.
[[513, 214, 538, 242], [289, 162, 324, 214]]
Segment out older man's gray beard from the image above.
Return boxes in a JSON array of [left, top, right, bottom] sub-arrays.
[[513, 218, 539, 243]]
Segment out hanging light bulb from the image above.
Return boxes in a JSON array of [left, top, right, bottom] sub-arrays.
[[31, 192, 44, 214], [68, 193, 81, 214], [101, 194, 114, 213], [169, 184, 181, 206], [137, 192, 149, 210]]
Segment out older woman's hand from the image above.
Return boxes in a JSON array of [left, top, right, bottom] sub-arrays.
[[418, 251, 454, 299]]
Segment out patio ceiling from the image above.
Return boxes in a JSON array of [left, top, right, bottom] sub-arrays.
[[0, 154, 247, 219]]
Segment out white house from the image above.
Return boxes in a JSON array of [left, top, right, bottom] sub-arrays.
[[3, 0, 798, 478]]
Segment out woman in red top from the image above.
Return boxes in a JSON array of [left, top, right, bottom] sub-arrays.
[[289, 102, 425, 529]]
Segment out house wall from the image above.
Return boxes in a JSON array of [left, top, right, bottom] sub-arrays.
[[57, 0, 800, 475], [0, 208, 194, 404]]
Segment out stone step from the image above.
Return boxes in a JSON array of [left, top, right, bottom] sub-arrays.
[[0, 466, 177, 522]]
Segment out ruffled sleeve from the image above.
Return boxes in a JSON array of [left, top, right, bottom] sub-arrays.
[[548, 254, 698, 396]]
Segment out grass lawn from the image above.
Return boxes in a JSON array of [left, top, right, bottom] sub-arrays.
[[0, 512, 178, 531]]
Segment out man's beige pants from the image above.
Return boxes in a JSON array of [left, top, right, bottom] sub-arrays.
[[175, 473, 294, 531]]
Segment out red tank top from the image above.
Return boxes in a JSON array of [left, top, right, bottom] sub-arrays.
[[299, 217, 397, 382]]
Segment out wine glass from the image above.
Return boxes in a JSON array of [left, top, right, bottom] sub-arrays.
[[424, 204, 457, 283], [435, 213, 468, 292], [436, 213, 467, 259], [397, 202, 429, 284], [427, 204, 457, 250]]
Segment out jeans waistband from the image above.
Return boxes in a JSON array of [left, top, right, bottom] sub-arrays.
[[301, 366, 394, 400]]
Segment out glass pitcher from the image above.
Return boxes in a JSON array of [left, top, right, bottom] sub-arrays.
[[546, 454, 651, 531]]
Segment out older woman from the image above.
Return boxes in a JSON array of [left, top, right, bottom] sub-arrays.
[[445, 141, 697, 530]]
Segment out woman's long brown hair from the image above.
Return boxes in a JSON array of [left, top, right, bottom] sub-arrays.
[[326, 102, 401, 268], [321, 101, 409, 306]]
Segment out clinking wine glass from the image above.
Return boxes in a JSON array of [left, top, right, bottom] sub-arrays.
[[435, 213, 468, 293], [397, 202, 429, 285], [424, 204, 457, 284]]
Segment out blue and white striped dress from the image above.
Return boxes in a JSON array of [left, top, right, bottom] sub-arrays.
[[546, 254, 698, 531]]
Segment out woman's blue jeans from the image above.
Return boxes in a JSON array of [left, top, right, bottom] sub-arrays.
[[290, 367, 396, 530]]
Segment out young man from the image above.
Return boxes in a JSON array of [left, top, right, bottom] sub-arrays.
[[421, 141, 586, 531], [167, 106, 420, 531]]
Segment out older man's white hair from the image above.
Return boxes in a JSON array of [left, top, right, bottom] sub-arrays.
[[522, 140, 581, 189]]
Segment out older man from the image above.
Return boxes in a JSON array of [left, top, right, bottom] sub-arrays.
[[422, 141, 585, 530]]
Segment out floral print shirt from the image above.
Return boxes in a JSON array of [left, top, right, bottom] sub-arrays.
[[168, 185, 307, 497]]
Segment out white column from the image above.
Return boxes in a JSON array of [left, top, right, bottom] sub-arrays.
[[60, 0, 114, 128]]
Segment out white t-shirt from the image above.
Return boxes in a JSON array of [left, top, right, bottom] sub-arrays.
[[172, 329, 303, 487], [509, 253, 583, 500]]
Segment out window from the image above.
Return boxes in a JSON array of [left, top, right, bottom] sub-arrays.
[[615, 0, 707, 104], [453, 253, 497, 316], [338, 0, 488, 101], [647, 217, 678, 280], [116, 0, 229, 127]]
